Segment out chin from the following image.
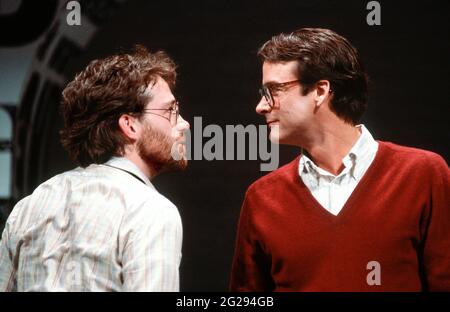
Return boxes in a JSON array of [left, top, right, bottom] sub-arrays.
[[269, 128, 280, 144], [174, 158, 188, 171], [160, 158, 188, 173]]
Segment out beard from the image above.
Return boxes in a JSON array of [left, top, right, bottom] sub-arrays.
[[137, 123, 188, 174]]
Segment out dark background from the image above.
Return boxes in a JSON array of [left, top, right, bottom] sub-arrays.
[[1, 0, 449, 291]]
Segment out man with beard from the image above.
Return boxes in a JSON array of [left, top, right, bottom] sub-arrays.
[[0, 46, 189, 291]]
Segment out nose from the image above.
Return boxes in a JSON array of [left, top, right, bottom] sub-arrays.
[[176, 114, 190, 131], [256, 97, 271, 115]]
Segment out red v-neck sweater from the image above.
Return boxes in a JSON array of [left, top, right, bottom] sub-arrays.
[[230, 141, 450, 291]]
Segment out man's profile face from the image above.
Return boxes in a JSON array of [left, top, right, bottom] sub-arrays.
[[256, 61, 316, 146], [137, 77, 189, 172]]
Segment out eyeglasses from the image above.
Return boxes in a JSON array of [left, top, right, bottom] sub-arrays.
[[141, 101, 179, 126], [259, 79, 301, 108]]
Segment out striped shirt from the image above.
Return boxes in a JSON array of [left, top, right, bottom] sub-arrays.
[[0, 157, 182, 291], [299, 125, 379, 216]]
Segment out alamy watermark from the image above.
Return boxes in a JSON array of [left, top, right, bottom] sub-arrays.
[[66, 1, 81, 26], [366, 1, 381, 26], [171, 117, 279, 172], [366, 260, 381, 286], [66, 1, 382, 27]]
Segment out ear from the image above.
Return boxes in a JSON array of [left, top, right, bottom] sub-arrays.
[[118, 114, 141, 141], [314, 80, 332, 108]]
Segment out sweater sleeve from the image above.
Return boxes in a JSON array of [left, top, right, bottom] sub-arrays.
[[229, 190, 274, 291], [422, 153, 450, 291]]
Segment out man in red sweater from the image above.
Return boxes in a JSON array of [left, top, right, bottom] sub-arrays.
[[230, 28, 450, 291]]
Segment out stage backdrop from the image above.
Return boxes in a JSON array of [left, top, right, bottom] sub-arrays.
[[0, 0, 449, 290]]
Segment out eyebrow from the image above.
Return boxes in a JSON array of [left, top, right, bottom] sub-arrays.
[[262, 80, 283, 87], [161, 99, 177, 107]]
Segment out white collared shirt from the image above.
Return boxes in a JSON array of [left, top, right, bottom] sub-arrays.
[[0, 157, 182, 291], [299, 125, 379, 216]]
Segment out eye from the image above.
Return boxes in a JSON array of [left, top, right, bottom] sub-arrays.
[[266, 84, 280, 92], [270, 87, 281, 95]]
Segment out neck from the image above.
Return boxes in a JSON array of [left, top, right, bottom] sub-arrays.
[[123, 150, 158, 180], [302, 121, 361, 176]]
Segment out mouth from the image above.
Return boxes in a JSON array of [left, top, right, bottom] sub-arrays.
[[176, 138, 186, 145], [173, 132, 185, 142], [266, 120, 279, 127]]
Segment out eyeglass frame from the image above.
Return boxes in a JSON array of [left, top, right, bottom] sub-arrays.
[[259, 79, 332, 108], [140, 101, 180, 126], [259, 79, 301, 108]]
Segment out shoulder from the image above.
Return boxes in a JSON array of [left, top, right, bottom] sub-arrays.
[[80, 165, 181, 219], [4, 168, 81, 231], [139, 189, 180, 218], [12, 165, 179, 219], [246, 156, 299, 196], [379, 141, 449, 170], [9, 168, 80, 209]]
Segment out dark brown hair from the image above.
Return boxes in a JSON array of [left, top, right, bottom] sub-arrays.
[[60, 45, 176, 167], [258, 28, 368, 124]]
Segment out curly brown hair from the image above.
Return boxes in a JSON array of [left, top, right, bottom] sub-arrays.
[[258, 28, 368, 125], [60, 45, 177, 167]]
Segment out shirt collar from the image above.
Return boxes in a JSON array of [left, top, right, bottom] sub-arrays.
[[104, 157, 154, 189], [346, 124, 378, 180], [299, 124, 378, 181]]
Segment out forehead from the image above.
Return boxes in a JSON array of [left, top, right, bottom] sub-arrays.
[[145, 76, 175, 108], [262, 61, 298, 84]]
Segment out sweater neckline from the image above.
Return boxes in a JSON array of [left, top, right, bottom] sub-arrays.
[[292, 141, 389, 222]]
